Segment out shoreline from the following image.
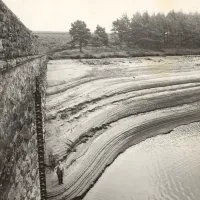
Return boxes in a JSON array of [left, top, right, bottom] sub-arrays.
[[82, 121, 200, 200], [48, 49, 200, 60], [45, 56, 200, 200], [71, 121, 200, 200], [46, 104, 200, 200]]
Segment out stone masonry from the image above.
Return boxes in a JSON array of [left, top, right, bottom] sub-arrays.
[[0, 0, 39, 59], [0, 0, 47, 199]]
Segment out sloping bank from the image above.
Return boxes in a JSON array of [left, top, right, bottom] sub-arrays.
[[47, 103, 200, 200], [46, 57, 200, 200]]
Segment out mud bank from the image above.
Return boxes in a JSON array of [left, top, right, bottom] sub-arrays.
[[45, 56, 200, 200]]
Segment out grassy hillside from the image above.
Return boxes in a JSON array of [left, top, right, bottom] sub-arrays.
[[34, 31, 71, 54], [49, 46, 200, 60], [34, 31, 200, 59]]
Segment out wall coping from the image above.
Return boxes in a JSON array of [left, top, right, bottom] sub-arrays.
[[0, 55, 47, 73]]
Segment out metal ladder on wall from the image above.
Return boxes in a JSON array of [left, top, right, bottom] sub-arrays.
[[35, 78, 47, 200]]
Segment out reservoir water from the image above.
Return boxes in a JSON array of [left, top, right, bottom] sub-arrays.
[[84, 122, 200, 200]]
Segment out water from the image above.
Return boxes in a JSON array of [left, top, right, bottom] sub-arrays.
[[84, 122, 200, 200]]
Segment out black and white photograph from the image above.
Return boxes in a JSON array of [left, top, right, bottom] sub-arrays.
[[1, 0, 200, 200]]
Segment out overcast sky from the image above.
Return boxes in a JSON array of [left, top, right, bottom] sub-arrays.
[[3, 0, 200, 32]]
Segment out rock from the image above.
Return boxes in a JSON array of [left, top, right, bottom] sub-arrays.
[[0, 60, 7, 70]]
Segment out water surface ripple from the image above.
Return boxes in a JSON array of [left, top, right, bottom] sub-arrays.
[[84, 122, 200, 200]]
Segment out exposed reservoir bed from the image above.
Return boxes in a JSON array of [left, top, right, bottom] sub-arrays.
[[45, 56, 200, 200], [84, 122, 200, 200]]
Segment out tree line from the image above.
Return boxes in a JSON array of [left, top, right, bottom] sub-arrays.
[[69, 10, 200, 52]]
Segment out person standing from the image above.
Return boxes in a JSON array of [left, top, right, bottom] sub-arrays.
[[55, 161, 64, 185]]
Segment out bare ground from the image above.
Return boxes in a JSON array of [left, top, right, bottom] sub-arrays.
[[45, 56, 200, 200]]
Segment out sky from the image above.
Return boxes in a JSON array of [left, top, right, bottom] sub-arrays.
[[3, 0, 200, 32]]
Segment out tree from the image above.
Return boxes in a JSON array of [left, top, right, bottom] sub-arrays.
[[94, 25, 109, 46], [110, 33, 121, 49], [112, 14, 131, 46], [69, 20, 91, 52], [91, 34, 102, 49]]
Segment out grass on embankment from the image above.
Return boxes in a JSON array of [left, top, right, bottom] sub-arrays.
[[48, 46, 200, 60], [34, 31, 200, 59]]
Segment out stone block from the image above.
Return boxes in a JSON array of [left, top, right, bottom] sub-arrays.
[[0, 11, 6, 22], [0, 60, 7, 70]]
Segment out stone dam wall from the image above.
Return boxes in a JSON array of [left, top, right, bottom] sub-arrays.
[[0, 0, 47, 199], [0, 0, 39, 59]]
